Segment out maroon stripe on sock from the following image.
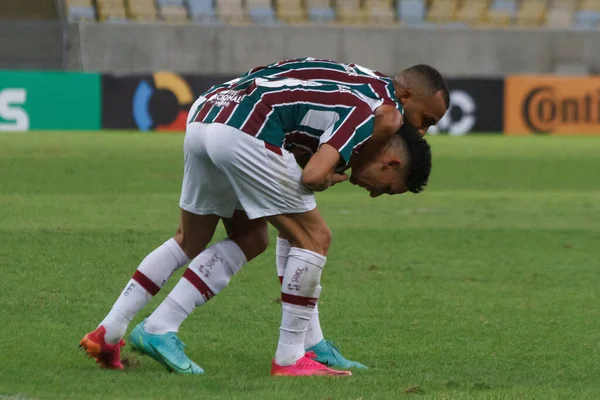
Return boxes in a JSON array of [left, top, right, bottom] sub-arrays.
[[183, 269, 215, 302], [278, 276, 283, 285], [132, 270, 160, 296], [281, 293, 318, 309]]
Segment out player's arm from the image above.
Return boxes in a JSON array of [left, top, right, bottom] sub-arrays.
[[346, 104, 403, 172], [301, 144, 347, 192], [302, 100, 376, 192]]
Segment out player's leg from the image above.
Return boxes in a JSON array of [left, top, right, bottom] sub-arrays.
[[127, 123, 268, 374], [130, 214, 268, 375], [79, 209, 220, 370], [276, 232, 366, 370], [80, 118, 232, 371], [142, 210, 268, 336], [267, 210, 349, 376], [188, 123, 348, 376]]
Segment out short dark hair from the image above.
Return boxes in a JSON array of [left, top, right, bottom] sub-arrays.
[[397, 123, 432, 194], [402, 64, 450, 109]]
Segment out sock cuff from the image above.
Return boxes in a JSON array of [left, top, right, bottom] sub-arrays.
[[288, 247, 327, 268], [282, 303, 316, 319], [167, 281, 197, 314], [213, 238, 247, 272], [164, 238, 190, 266], [276, 237, 292, 257]]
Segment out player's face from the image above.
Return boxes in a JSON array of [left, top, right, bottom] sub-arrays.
[[400, 90, 447, 135], [349, 152, 408, 198]]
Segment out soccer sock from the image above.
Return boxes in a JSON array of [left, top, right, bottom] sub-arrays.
[[275, 247, 325, 366], [144, 239, 247, 335], [304, 303, 324, 349], [276, 236, 291, 284], [276, 237, 324, 349], [100, 238, 189, 344]]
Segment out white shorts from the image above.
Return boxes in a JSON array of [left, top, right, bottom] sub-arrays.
[[179, 121, 316, 220]]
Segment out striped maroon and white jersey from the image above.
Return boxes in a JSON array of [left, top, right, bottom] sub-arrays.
[[189, 76, 382, 165], [206, 57, 402, 114]]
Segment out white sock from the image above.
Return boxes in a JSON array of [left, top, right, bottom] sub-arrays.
[[276, 237, 291, 284], [100, 238, 189, 343], [275, 247, 325, 366], [276, 237, 324, 350], [305, 303, 324, 349], [143, 297, 189, 335], [144, 239, 247, 334]]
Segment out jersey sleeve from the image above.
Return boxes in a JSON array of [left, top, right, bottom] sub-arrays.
[[319, 100, 375, 164]]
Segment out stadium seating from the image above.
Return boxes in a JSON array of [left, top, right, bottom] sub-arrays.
[[455, 0, 489, 26], [335, 0, 367, 25], [186, 0, 219, 24], [515, 0, 547, 27], [65, 0, 600, 29], [483, 0, 516, 26], [155, 0, 189, 23], [574, 0, 600, 28], [96, 0, 128, 21], [216, 0, 249, 24], [365, 0, 396, 25], [66, 0, 96, 22], [276, 0, 306, 24], [398, 0, 426, 25], [246, 0, 277, 25], [545, 0, 575, 28], [125, 0, 158, 22], [427, 0, 459, 24], [306, 0, 335, 23]]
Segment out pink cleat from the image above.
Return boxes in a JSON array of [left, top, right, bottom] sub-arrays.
[[271, 351, 351, 376], [79, 326, 125, 370]]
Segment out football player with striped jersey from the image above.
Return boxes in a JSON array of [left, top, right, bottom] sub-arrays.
[[80, 62, 448, 377]]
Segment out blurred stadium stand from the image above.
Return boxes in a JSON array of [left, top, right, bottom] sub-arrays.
[[49, 0, 600, 28], [2, 0, 600, 74]]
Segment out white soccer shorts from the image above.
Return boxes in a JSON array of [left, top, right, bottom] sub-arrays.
[[179, 120, 316, 220]]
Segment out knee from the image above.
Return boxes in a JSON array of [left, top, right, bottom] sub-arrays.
[[229, 224, 269, 262], [174, 226, 205, 259], [311, 226, 332, 256], [293, 225, 331, 256]]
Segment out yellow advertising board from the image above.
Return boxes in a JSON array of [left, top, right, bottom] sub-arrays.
[[504, 76, 600, 135]]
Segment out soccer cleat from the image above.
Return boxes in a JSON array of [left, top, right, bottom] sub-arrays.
[[306, 339, 368, 369], [271, 351, 352, 376], [128, 321, 204, 375], [79, 326, 125, 370]]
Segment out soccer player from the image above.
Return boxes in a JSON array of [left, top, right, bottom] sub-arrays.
[[80, 75, 441, 376], [78, 58, 448, 368]]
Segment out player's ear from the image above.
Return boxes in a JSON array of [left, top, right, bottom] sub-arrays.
[[399, 89, 412, 103], [385, 159, 402, 169]]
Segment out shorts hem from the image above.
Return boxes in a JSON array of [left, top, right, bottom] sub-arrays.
[[245, 202, 317, 220], [179, 202, 235, 218]]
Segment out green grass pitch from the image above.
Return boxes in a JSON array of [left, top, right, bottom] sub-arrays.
[[1, 131, 599, 400]]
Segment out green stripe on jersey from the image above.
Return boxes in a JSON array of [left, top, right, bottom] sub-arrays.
[[204, 105, 221, 123]]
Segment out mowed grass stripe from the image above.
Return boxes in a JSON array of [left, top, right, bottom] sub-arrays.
[[0, 132, 599, 399]]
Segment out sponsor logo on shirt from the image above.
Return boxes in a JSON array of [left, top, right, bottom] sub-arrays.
[[211, 90, 244, 107]]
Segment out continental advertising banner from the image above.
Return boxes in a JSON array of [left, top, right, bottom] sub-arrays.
[[0, 71, 100, 132], [505, 76, 600, 135], [102, 73, 504, 134]]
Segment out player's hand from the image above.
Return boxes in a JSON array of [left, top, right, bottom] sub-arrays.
[[330, 173, 349, 186]]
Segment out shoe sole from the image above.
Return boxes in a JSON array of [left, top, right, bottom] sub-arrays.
[[271, 369, 351, 377], [317, 358, 368, 370]]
